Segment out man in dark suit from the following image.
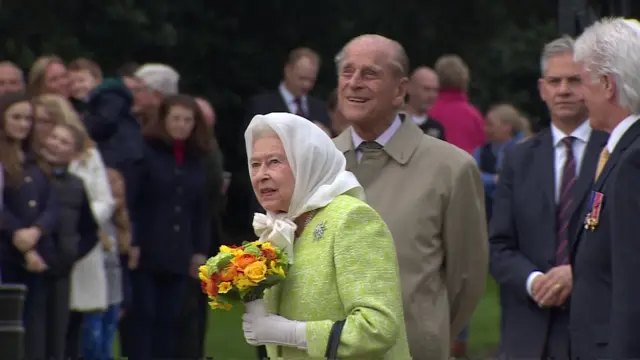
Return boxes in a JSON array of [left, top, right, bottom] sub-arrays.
[[490, 36, 608, 360], [245, 47, 331, 130], [570, 18, 640, 360]]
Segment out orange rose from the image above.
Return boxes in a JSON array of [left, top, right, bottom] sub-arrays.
[[201, 278, 218, 297], [233, 254, 257, 270], [219, 264, 239, 282], [261, 248, 277, 262]]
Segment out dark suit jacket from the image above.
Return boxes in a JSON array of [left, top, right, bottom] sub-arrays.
[[490, 128, 608, 358], [39, 171, 98, 277], [245, 90, 331, 128], [570, 119, 640, 360], [1, 158, 59, 269]]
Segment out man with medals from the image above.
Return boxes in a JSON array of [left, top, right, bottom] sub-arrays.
[[570, 18, 640, 360]]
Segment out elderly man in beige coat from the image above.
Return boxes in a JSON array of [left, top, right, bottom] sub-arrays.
[[332, 34, 488, 360]]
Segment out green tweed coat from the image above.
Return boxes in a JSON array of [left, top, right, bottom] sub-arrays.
[[263, 194, 412, 359]]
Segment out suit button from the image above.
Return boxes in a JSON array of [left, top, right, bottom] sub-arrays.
[[28, 200, 36, 208], [175, 168, 182, 175], [24, 176, 32, 183], [175, 206, 181, 213], [177, 187, 183, 194], [174, 225, 180, 232]]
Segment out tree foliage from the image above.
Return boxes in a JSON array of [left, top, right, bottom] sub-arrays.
[[0, 0, 562, 149]]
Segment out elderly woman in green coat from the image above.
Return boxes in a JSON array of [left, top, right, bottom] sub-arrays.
[[241, 112, 412, 359]]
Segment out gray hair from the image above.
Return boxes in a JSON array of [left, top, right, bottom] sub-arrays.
[[574, 17, 640, 113], [540, 36, 575, 75], [135, 63, 180, 96]]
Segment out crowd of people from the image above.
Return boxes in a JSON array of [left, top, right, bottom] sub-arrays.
[[1, 15, 639, 360], [0, 58, 224, 360]]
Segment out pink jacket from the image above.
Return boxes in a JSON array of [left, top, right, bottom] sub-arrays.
[[428, 90, 485, 154]]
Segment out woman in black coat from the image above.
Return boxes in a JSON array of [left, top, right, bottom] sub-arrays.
[[0, 92, 60, 359], [128, 94, 211, 360]]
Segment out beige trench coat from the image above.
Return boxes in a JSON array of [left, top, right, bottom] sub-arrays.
[[334, 117, 488, 360]]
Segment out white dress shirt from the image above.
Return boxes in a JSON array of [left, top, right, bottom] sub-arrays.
[[279, 83, 308, 115], [606, 114, 640, 153], [526, 120, 592, 298], [411, 114, 428, 126], [351, 115, 402, 162]]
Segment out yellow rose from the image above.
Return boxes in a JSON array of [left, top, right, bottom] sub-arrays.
[[268, 260, 286, 277], [220, 245, 243, 256], [198, 265, 211, 279], [218, 281, 232, 294], [261, 242, 274, 250], [251, 240, 264, 246], [233, 274, 254, 290], [244, 261, 267, 283]]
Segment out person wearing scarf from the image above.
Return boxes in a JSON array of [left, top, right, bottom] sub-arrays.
[[241, 112, 411, 359]]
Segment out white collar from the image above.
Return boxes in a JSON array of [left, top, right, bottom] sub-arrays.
[[279, 83, 305, 105], [351, 115, 402, 149], [606, 114, 640, 153], [550, 120, 591, 147]]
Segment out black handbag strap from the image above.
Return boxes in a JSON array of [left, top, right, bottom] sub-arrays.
[[325, 319, 346, 360]]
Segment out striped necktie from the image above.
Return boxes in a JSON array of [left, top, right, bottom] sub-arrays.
[[294, 97, 306, 118], [595, 147, 610, 181], [556, 136, 576, 265]]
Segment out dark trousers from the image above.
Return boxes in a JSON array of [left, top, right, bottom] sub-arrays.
[[129, 270, 187, 360], [174, 279, 208, 359], [2, 262, 69, 360], [65, 311, 83, 360]]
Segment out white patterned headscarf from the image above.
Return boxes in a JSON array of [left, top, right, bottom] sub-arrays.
[[245, 113, 364, 263]]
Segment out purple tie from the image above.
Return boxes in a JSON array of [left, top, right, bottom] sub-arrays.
[[294, 97, 306, 118], [556, 136, 576, 265]]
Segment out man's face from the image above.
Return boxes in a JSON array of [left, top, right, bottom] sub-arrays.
[[485, 111, 513, 143], [579, 65, 612, 131], [124, 76, 155, 113], [0, 65, 24, 94], [284, 57, 318, 97], [409, 70, 439, 112], [337, 40, 406, 125], [538, 53, 587, 122]]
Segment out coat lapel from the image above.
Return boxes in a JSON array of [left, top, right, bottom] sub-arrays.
[[571, 121, 640, 260], [534, 131, 557, 226], [566, 131, 608, 227], [593, 120, 640, 191]]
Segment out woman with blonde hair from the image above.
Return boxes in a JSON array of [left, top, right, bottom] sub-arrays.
[[37, 94, 115, 355], [28, 55, 70, 97]]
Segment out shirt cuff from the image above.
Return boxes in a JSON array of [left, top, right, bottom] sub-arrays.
[[526, 271, 544, 298]]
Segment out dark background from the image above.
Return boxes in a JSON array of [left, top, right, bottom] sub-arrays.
[[1, 0, 638, 164]]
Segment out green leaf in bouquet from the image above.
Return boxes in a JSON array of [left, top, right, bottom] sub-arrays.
[[206, 252, 234, 270], [243, 245, 261, 256]]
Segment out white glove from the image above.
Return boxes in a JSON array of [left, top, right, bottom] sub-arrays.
[[242, 312, 307, 350]]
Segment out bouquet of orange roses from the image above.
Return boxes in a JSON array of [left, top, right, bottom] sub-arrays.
[[199, 240, 289, 310]]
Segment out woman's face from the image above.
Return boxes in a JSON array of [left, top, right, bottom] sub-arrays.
[[33, 105, 56, 147], [4, 101, 33, 141], [43, 125, 77, 165], [44, 62, 70, 97], [165, 105, 196, 141], [250, 135, 295, 213]]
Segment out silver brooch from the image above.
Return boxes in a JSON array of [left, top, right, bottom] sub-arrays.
[[313, 221, 326, 241]]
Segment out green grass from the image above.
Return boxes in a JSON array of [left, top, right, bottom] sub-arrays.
[[114, 277, 500, 359]]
